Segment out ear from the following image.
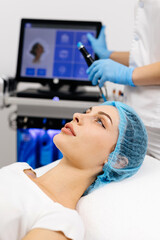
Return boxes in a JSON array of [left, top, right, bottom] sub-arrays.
[[113, 156, 129, 169], [103, 159, 108, 165]]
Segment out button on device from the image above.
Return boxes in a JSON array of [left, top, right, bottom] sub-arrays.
[[139, 1, 144, 8]]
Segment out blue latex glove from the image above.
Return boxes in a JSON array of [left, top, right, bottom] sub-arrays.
[[86, 59, 135, 87], [87, 26, 113, 59]]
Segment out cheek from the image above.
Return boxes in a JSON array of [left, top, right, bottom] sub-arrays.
[[77, 129, 112, 159], [53, 129, 117, 167]]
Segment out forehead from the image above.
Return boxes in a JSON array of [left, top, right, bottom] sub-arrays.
[[91, 105, 120, 126]]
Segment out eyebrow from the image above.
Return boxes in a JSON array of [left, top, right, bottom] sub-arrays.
[[86, 107, 113, 125]]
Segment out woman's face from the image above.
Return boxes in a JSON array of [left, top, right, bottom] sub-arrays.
[[54, 105, 119, 173], [36, 44, 44, 56]]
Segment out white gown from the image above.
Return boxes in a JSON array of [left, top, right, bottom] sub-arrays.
[[0, 162, 84, 240], [124, 0, 160, 159]]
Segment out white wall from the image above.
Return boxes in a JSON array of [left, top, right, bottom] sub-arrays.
[[0, 0, 135, 167]]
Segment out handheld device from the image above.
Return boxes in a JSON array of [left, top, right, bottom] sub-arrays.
[[77, 42, 107, 102]]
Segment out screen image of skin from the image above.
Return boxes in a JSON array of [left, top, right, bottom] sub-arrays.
[[0, 101, 148, 240]]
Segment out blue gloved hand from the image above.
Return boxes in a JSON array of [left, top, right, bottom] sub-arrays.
[[86, 59, 135, 87], [87, 26, 113, 59]]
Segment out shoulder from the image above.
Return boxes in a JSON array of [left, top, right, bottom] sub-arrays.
[[1, 162, 32, 172], [22, 228, 71, 240], [32, 204, 84, 240]]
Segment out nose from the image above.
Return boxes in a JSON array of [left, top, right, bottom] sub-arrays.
[[73, 112, 84, 124]]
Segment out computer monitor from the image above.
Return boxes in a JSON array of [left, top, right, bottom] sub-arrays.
[[16, 18, 102, 87]]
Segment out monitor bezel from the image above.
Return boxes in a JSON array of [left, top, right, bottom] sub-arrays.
[[16, 18, 102, 86]]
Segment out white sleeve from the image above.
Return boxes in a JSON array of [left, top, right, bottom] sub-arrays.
[[31, 208, 85, 240]]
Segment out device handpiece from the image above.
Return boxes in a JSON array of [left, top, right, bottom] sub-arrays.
[[77, 42, 107, 102], [77, 42, 94, 66]]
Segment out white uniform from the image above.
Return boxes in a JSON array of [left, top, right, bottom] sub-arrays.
[[0, 163, 84, 240], [125, 0, 160, 159]]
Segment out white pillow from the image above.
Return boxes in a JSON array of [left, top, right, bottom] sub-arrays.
[[77, 155, 160, 240], [35, 156, 160, 240]]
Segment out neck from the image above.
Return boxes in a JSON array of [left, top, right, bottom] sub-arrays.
[[33, 54, 41, 62], [35, 159, 95, 209]]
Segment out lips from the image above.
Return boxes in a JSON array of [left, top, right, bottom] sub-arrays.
[[61, 122, 76, 136]]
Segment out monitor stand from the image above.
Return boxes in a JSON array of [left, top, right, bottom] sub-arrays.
[[15, 84, 101, 102]]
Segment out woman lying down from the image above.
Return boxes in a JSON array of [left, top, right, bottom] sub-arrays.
[[0, 101, 147, 240]]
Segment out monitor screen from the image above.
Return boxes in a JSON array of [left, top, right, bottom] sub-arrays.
[[16, 19, 102, 86]]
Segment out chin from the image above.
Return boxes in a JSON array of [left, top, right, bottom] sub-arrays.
[[53, 133, 61, 147], [53, 132, 68, 154], [53, 133, 79, 162]]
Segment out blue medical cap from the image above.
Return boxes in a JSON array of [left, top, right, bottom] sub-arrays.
[[84, 101, 148, 195]]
